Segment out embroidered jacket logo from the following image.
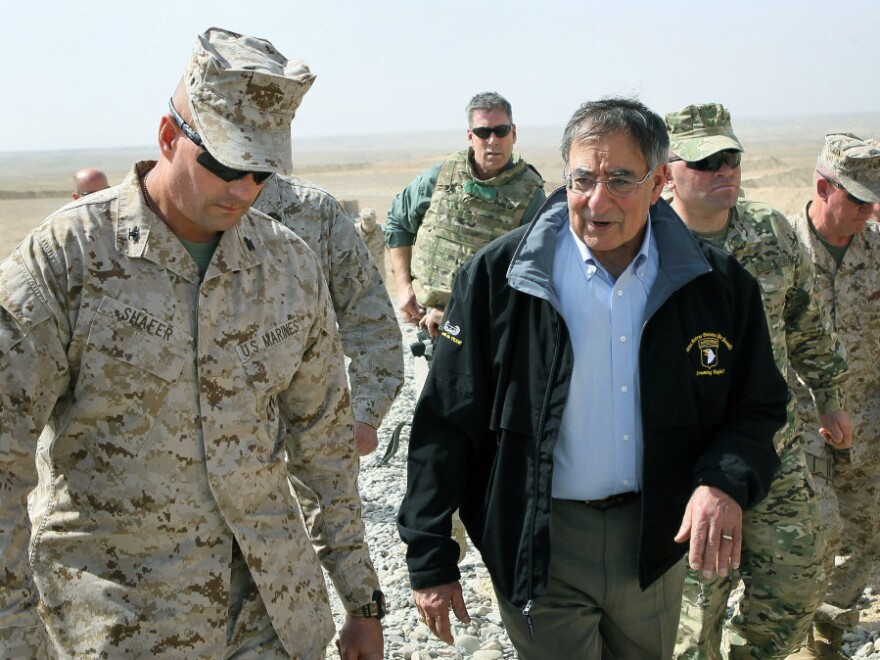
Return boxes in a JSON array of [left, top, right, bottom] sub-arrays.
[[685, 331, 733, 377], [442, 321, 460, 336]]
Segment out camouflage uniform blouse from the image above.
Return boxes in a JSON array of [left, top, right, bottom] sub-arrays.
[[0, 163, 378, 657], [789, 205, 880, 466], [256, 175, 403, 429], [708, 200, 848, 454]]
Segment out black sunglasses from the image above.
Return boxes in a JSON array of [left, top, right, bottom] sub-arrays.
[[471, 124, 512, 139], [168, 99, 274, 185], [817, 171, 871, 206], [669, 150, 742, 172]]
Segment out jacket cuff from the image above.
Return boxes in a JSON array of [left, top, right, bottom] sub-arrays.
[[408, 565, 462, 592]]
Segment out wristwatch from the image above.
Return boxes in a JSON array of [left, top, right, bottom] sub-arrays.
[[348, 590, 385, 620]]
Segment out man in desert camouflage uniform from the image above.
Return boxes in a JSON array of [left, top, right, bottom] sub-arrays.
[[255, 179, 402, 455], [354, 207, 388, 281], [385, 91, 545, 337], [0, 28, 383, 658], [665, 104, 851, 660], [790, 133, 880, 659]]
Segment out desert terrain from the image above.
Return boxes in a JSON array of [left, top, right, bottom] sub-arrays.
[[3, 113, 880, 264]]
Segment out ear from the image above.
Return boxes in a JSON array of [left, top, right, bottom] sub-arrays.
[[157, 115, 178, 161], [466, 127, 475, 149], [511, 123, 517, 144], [816, 177, 832, 201], [649, 164, 669, 204], [72, 192, 81, 200]]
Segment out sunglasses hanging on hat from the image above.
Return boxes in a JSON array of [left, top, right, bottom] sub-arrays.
[[168, 99, 274, 184]]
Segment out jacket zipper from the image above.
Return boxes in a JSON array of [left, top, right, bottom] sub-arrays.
[[522, 316, 564, 638]]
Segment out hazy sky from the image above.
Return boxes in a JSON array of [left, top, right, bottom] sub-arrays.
[[3, 0, 878, 153]]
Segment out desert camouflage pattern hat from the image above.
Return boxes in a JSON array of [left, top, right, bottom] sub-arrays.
[[817, 133, 880, 204], [359, 208, 377, 221], [665, 103, 744, 161], [184, 27, 316, 176]]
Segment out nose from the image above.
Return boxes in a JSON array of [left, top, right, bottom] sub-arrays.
[[227, 174, 264, 200], [587, 180, 615, 212]]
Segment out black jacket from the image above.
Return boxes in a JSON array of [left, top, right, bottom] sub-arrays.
[[398, 190, 785, 610]]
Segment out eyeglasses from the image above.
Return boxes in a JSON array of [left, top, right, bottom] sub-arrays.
[[565, 167, 656, 199], [817, 171, 870, 206], [167, 99, 274, 185], [470, 124, 513, 139], [668, 150, 742, 172]]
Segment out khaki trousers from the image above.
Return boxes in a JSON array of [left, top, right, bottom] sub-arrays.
[[495, 497, 685, 659]]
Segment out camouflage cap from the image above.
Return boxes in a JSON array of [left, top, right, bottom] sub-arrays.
[[184, 27, 316, 176], [817, 133, 880, 204], [359, 208, 377, 221], [665, 103, 744, 161]]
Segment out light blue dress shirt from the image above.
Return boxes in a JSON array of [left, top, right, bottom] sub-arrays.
[[551, 217, 659, 500]]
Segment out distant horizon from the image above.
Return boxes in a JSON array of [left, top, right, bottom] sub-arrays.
[[3, 109, 880, 157]]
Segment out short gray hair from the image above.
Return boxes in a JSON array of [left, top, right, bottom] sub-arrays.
[[466, 92, 513, 126], [561, 97, 669, 172]]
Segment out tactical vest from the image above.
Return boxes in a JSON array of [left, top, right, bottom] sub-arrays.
[[411, 149, 543, 308]]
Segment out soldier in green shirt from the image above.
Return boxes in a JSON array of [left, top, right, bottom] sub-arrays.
[[665, 103, 851, 660], [385, 91, 545, 337]]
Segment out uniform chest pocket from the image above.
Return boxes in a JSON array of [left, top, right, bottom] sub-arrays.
[[236, 324, 304, 423], [65, 298, 192, 456]]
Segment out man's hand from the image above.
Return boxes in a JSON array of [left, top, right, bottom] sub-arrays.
[[336, 615, 383, 659], [354, 421, 378, 456], [413, 582, 471, 645], [419, 308, 444, 339], [397, 282, 424, 325], [674, 485, 743, 578], [819, 409, 854, 449]]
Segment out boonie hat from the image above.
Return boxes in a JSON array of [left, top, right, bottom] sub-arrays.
[[359, 208, 377, 221], [184, 27, 316, 176], [665, 103, 744, 161], [817, 133, 880, 204]]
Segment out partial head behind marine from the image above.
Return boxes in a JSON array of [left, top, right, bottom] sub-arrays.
[[72, 168, 110, 200]]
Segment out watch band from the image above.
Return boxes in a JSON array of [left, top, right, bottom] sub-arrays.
[[349, 589, 385, 619]]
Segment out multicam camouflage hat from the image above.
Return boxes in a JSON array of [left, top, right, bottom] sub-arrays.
[[665, 103, 744, 161], [359, 208, 377, 221], [817, 133, 880, 204], [184, 27, 316, 176]]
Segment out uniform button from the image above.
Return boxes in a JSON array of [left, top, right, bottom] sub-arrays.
[[622, 479, 630, 486], [616, 289, 624, 297], [623, 434, 630, 441], [619, 335, 627, 343], [621, 385, 628, 393]]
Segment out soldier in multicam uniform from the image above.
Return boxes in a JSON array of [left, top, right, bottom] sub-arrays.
[[385, 91, 546, 337], [255, 178, 402, 455], [789, 133, 880, 659], [354, 207, 388, 281], [0, 28, 384, 658], [665, 104, 851, 660]]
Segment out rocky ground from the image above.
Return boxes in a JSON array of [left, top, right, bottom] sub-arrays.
[[323, 315, 880, 659]]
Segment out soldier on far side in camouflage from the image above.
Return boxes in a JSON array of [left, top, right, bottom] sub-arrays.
[[789, 134, 880, 659], [665, 104, 851, 660], [385, 91, 546, 337], [0, 28, 383, 657], [255, 179, 403, 455], [354, 207, 388, 282]]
